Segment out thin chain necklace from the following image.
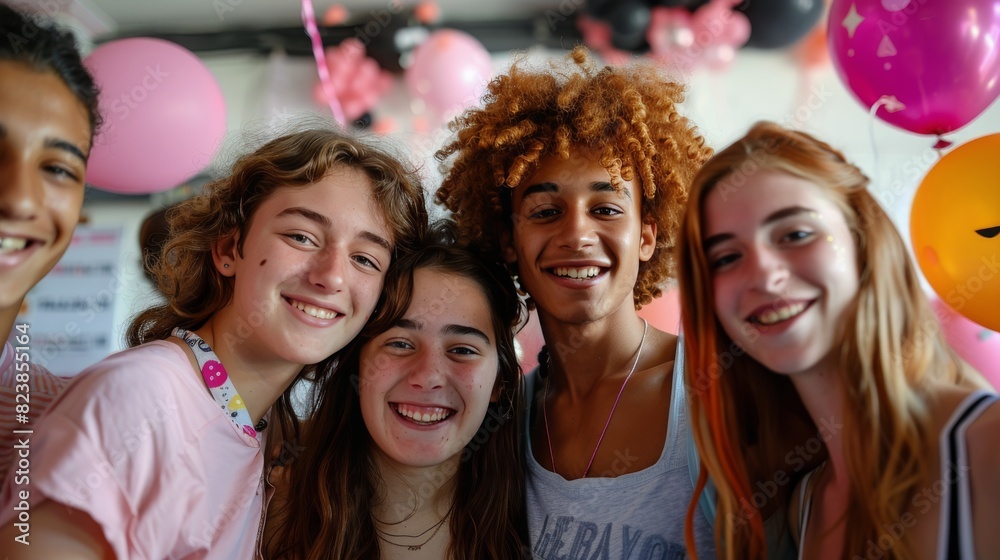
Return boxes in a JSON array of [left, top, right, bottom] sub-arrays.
[[375, 503, 454, 552], [542, 319, 648, 478]]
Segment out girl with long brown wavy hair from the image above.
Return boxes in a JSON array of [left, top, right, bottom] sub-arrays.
[[265, 223, 530, 559], [0, 128, 427, 559], [679, 121, 999, 560]]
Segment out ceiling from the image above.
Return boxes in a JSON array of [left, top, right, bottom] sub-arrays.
[[25, 0, 566, 37]]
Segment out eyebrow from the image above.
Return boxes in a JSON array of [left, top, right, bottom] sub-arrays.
[[277, 206, 391, 251], [0, 125, 89, 162], [395, 318, 492, 345], [520, 180, 625, 199], [703, 205, 817, 251], [45, 137, 88, 163]]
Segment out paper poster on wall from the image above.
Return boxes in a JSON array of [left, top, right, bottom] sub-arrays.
[[16, 226, 123, 376]]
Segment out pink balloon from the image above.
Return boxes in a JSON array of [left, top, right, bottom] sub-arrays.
[[647, 8, 697, 71], [577, 14, 632, 66], [85, 38, 226, 194], [930, 297, 1000, 390], [405, 30, 493, 115], [315, 39, 393, 121], [648, 1, 749, 72], [828, 0, 1000, 135], [692, 0, 750, 48]]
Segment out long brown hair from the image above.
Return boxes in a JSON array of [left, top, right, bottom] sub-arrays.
[[266, 222, 530, 559], [679, 122, 974, 560], [436, 46, 711, 307]]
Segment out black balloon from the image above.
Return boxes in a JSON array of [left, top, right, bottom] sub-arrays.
[[353, 112, 373, 130], [737, 0, 824, 49], [607, 0, 652, 51], [585, 0, 616, 17]]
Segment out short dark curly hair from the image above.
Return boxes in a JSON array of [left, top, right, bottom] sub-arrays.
[[436, 46, 712, 308], [0, 3, 102, 138]]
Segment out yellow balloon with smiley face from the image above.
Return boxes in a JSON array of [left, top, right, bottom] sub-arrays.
[[911, 133, 1000, 332]]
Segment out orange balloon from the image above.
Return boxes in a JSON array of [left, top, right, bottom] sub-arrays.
[[911, 133, 1000, 331]]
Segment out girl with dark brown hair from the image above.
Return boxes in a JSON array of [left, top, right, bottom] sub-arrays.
[[266, 223, 530, 559]]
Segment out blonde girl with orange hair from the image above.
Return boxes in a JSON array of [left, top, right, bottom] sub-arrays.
[[678, 122, 999, 560]]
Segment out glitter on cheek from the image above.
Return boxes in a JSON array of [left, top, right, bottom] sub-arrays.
[[826, 234, 853, 271]]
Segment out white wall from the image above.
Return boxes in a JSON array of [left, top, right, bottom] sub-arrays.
[[79, 45, 1000, 353]]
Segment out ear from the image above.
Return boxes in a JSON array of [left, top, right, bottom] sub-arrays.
[[639, 219, 657, 262], [212, 230, 240, 277]]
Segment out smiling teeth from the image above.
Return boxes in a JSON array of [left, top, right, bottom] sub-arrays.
[[755, 302, 807, 325], [0, 237, 29, 253], [289, 299, 337, 320], [553, 266, 600, 279], [394, 404, 453, 424]]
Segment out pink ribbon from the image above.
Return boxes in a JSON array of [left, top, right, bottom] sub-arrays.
[[302, 0, 346, 126]]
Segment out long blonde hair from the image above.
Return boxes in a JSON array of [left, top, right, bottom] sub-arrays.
[[679, 122, 972, 559]]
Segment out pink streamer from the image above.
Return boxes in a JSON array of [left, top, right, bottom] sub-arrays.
[[302, 0, 346, 126]]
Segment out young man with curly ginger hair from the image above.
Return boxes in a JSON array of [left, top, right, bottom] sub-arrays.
[[436, 47, 718, 558]]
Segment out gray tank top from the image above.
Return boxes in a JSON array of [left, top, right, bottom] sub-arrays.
[[524, 339, 718, 559]]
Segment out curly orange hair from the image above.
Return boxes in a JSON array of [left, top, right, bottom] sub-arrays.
[[436, 47, 712, 307]]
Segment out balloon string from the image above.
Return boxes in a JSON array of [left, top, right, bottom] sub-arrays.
[[868, 95, 905, 190], [302, 0, 346, 127]]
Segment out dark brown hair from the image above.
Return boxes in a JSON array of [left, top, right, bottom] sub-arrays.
[[266, 222, 529, 559], [0, 3, 102, 137]]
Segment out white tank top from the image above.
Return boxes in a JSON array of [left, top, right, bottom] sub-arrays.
[[524, 340, 718, 559]]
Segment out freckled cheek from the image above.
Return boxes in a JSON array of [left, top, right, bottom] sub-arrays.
[[459, 377, 494, 407]]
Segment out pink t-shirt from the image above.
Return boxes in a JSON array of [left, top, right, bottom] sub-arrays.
[[0, 340, 265, 559], [0, 340, 70, 480]]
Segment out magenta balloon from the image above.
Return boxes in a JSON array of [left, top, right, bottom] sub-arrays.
[[85, 38, 227, 194], [828, 0, 1000, 135], [405, 30, 493, 115]]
